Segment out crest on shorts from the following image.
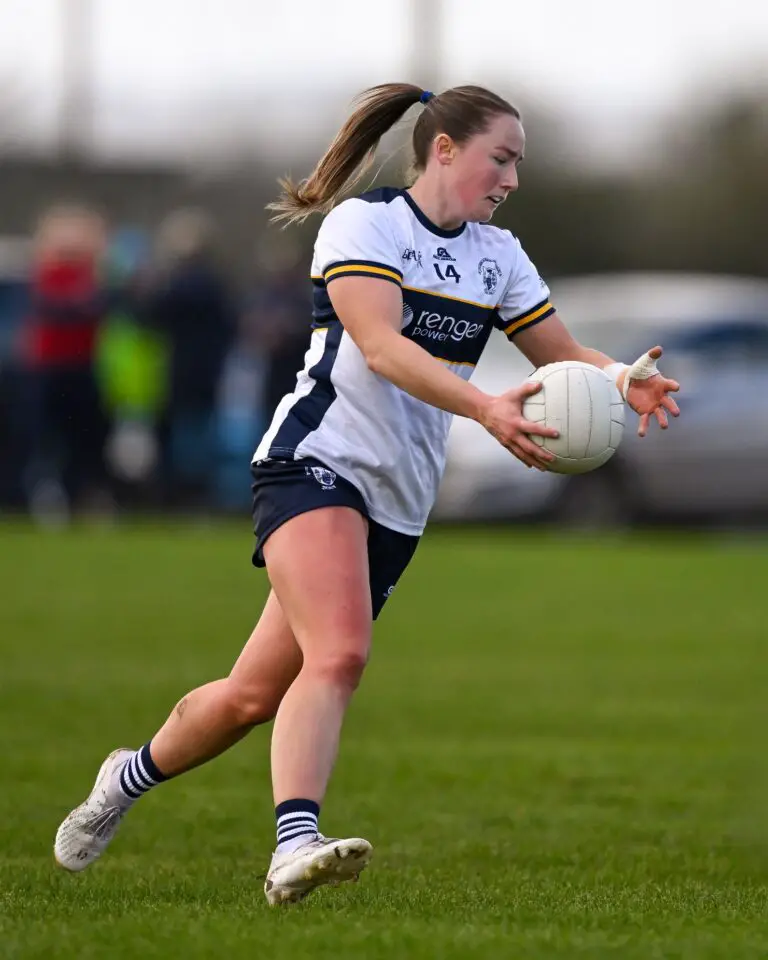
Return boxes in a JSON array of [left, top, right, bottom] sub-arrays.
[[477, 257, 502, 296], [310, 466, 337, 490]]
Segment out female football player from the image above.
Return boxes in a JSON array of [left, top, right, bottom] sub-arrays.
[[55, 83, 680, 904]]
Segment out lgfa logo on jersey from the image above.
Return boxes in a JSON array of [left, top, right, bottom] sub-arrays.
[[307, 466, 337, 490], [402, 247, 423, 267], [433, 247, 455, 261], [478, 258, 502, 296]]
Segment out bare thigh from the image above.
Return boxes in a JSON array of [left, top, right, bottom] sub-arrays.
[[228, 588, 304, 714], [263, 507, 372, 666]]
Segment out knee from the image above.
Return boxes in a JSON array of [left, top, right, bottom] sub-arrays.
[[307, 646, 370, 692], [222, 679, 281, 726]]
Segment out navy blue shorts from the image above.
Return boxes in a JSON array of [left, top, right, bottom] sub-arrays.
[[250, 458, 420, 620]]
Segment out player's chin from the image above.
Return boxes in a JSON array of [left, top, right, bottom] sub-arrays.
[[469, 197, 502, 223]]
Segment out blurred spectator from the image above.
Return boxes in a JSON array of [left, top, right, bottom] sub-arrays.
[[213, 343, 268, 512], [243, 237, 312, 421], [144, 208, 236, 507], [0, 236, 32, 509], [18, 203, 110, 523], [96, 227, 166, 504]]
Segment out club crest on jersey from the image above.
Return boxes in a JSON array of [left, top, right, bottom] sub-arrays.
[[434, 247, 455, 261], [402, 247, 423, 267], [307, 466, 337, 490], [478, 258, 502, 295]]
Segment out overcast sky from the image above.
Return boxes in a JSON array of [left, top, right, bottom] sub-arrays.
[[1, 0, 767, 166]]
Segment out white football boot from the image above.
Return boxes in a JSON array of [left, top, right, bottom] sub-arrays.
[[54, 748, 134, 872], [264, 835, 373, 905]]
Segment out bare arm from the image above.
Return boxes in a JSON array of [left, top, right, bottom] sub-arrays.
[[512, 311, 681, 436], [512, 311, 629, 391], [328, 276, 490, 420], [327, 276, 559, 469]]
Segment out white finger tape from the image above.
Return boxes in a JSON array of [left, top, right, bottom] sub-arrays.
[[622, 352, 660, 400]]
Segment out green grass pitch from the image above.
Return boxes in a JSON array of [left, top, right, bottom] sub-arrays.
[[0, 521, 766, 958]]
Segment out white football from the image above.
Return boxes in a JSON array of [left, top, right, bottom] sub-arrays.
[[523, 361, 625, 475]]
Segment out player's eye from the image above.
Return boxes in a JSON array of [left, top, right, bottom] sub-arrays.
[[493, 156, 508, 166]]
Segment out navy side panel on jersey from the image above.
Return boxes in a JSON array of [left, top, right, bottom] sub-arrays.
[[311, 278, 336, 329], [401, 287, 496, 367], [268, 322, 343, 457]]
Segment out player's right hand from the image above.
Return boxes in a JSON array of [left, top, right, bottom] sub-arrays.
[[478, 382, 560, 471]]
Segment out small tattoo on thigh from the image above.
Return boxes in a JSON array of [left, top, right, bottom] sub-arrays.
[[176, 697, 189, 719]]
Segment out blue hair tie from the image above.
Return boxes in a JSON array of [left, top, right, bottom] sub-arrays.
[[420, 90, 434, 105]]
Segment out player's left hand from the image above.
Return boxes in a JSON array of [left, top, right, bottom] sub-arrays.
[[618, 346, 681, 438]]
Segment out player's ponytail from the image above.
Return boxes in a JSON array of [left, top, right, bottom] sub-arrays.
[[268, 83, 425, 225]]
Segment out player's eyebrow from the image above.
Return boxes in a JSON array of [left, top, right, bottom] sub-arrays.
[[495, 145, 524, 161]]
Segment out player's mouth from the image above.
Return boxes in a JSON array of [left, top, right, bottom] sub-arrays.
[[486, 195, 505, 207]]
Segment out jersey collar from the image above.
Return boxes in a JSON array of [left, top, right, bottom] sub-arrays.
[[401, 190, 467, 239]]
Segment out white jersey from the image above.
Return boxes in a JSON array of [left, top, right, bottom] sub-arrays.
[[253, 187, 554, 536]]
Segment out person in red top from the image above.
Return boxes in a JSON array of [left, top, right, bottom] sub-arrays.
[[20, 203, 110, 517]]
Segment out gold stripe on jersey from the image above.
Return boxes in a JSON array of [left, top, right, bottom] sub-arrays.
[[402, 285, 491, 311], [324, 263, 403, 286], [434, 358, 477, 368], [503, 301, 555, 336]]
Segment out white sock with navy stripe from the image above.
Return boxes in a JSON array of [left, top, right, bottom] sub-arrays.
[[116, 743, 169, 804], [275, 799, 320, 854]]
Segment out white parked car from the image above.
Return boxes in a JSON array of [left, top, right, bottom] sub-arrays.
[[434, 273, 768, 527]]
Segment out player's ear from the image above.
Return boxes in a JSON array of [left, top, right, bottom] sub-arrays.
[[434, 133, 456, 165]]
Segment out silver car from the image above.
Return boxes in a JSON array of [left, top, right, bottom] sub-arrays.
[[433, 273, 768, 527]]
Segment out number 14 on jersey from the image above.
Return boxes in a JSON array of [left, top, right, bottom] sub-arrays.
[[434, 263, 461, 283]]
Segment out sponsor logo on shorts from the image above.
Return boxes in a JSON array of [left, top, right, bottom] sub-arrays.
[[307, 466, 337, 490]]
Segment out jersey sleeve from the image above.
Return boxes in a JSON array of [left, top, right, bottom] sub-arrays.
[[313, 199, 403, 288], [494, 234, 555, 338]]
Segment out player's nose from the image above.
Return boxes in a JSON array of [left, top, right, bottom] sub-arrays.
[[500, 169, 519, 192]]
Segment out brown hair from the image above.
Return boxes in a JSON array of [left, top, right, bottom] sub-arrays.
[[268, 83, 520, 226]]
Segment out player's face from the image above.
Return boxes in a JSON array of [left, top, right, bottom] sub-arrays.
[[450, 113, 525, 222]]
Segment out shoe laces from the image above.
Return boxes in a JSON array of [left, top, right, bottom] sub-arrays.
[[82, 806, 122, 838]]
